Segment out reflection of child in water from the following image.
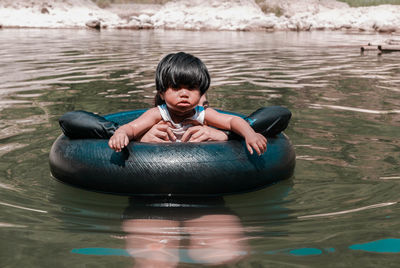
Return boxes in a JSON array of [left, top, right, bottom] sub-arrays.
[[122, 197, 248, 267], [109, 52, 267, 155]]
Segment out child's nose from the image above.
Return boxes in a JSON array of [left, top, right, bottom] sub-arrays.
[[179, 89, 189, 97]]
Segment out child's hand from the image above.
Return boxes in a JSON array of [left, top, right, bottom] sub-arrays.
[[181, 125, 228, 142], [108, 130, 129, 152], [245, 133, 267, 156], [140, 121, 176, 142]]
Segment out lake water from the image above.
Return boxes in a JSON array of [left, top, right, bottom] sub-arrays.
[[1, 28, 400, 267]]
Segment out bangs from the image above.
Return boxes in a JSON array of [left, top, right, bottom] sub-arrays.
[[156, 52, 210, 94], [167, 60, 209, 91]]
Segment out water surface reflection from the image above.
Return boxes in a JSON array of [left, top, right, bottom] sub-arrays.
[[122, 197, 248, 266]]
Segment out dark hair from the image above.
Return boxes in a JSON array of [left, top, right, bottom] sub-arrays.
[[154, 52, 210, 106]]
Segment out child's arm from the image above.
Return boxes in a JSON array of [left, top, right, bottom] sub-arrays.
[[108, 107, 162, 152], [204, 108, 267, 155]]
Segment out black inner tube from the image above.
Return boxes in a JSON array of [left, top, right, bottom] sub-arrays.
[[50, 106, 294, 196]]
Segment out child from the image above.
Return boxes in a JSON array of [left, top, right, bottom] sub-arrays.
[[108, 52, 267, 155]]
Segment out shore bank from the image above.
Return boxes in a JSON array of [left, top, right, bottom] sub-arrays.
[[1, 0, 400, 33]]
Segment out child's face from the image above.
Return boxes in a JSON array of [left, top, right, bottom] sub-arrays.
[[161, 86, 202, 115]]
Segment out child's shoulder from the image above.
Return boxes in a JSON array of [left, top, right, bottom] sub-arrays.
[[150, 106, 163, 116], [137, 107, 162, 120], [147, 106, 161, 113]]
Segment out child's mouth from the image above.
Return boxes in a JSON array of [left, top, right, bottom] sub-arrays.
[[177, 101, 191, 106]]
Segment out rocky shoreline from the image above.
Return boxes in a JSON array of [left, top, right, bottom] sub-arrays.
[[1, 0, 400, 33]]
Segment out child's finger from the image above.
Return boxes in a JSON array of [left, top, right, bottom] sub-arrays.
[[180, 130, 190, 142], [111, 140, 118, 151], [124, 136, 129, 147], [157, 131, 169, 141], [246, 143, 253, 155], [119, 138, 125, 150], [181, 127, 198, 142], [189, 129, 204, 141], [190, 132, 206, 142], [166, 127, 176, 141], [153, 131, 171, 142], [253, 144, 261, 156], [112, 139, 118, 150], [152, 129, 167, 141], [258, 140, 266, 152]]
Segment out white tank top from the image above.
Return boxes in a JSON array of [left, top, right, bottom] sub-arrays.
[[157, 104, 205, 142]]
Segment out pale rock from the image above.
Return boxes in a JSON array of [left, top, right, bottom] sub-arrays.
[[86, 19, 101, 29], [0, 0, 122, 28], [150, 0, 270, 31], [138, 14, 151, 24], [1, 0, 400, 33], [118, 18, 140, 29]]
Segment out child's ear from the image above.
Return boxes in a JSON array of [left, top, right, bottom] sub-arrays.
[[160, 92, 164, 100]]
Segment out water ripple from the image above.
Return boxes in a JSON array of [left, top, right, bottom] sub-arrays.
[[298, 202, 397, 219]]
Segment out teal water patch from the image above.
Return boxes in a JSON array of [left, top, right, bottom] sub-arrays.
[[71, 248, 130, 257], [289, 248, 323, 256], [264, 247, 329, 256], [349, 238, 400, 253]]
